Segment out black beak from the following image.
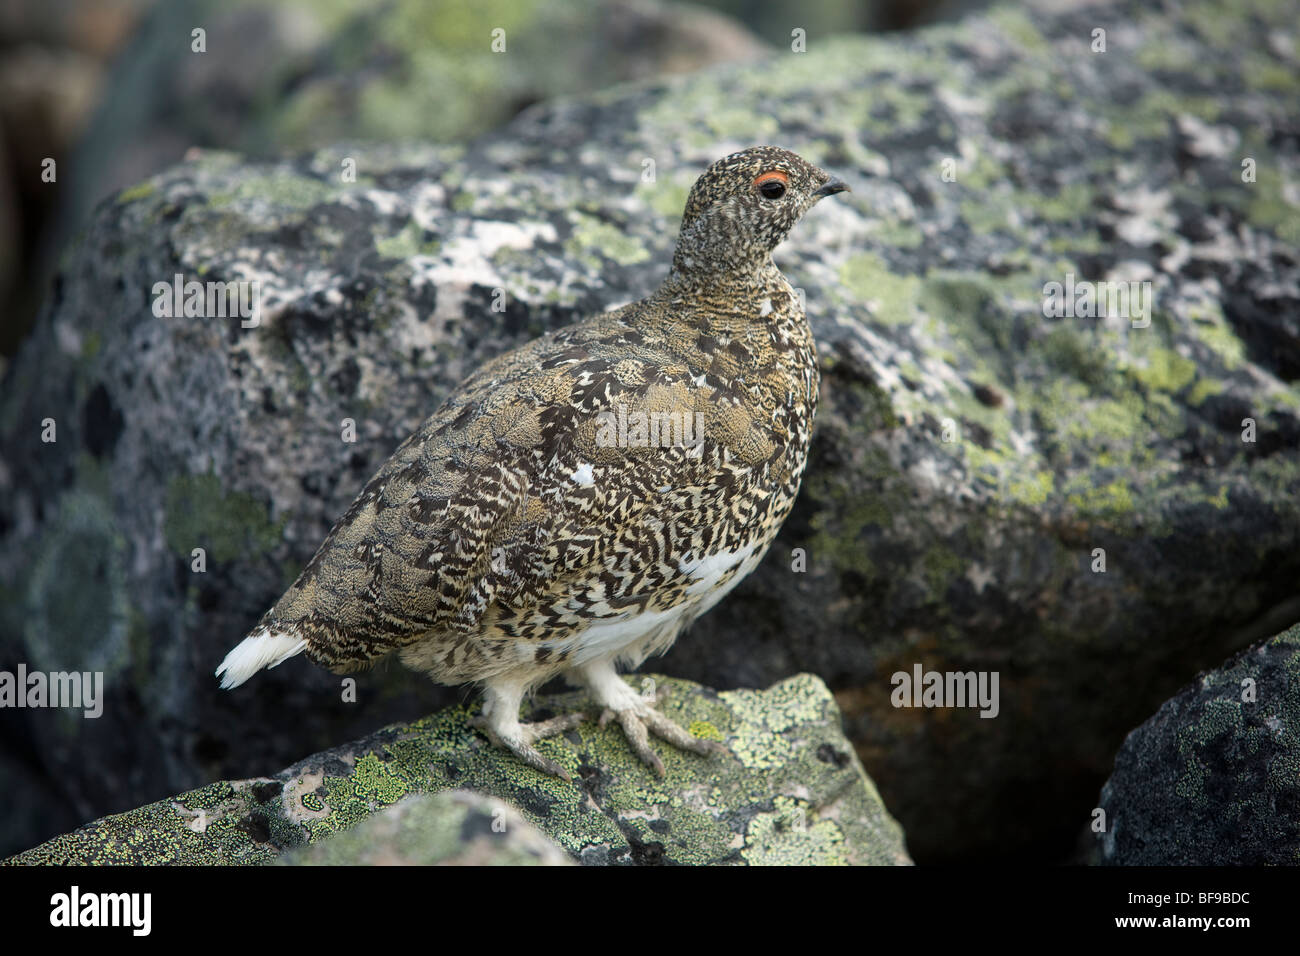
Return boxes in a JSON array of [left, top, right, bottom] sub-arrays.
[[813, 177, 849, 199]]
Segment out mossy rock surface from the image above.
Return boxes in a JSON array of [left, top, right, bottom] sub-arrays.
[[4, 675, 911, 866]]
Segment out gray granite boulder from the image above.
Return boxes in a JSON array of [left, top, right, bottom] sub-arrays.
[[1091, 623, 1300, 866], [1, 0, 1298, 863], [5, 674, 911, 866]]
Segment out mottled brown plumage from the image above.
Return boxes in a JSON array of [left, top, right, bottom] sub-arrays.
[[218, 146, 848, 778]]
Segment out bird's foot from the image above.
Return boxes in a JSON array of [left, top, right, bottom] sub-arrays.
[[469, 711, 585, 781], [598, 700, 726, 777], [577, 663, 726, 777]]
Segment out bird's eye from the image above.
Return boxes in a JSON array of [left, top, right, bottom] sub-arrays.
[[754, 170, 789, 200]]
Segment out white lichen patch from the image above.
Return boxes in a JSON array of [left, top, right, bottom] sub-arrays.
[[283, 770, 331, 822], [415, 219, 559, 321]]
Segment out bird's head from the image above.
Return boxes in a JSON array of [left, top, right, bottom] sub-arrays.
[[670, 146, 848, 278]]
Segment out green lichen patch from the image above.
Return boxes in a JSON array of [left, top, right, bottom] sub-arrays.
[[207, 170, 337, 212], [23, 487, 130, 678], [5, 675, 910, 866], [565, 213, 653, 268], [162, 471, 286, 564], [838, 252, 922, 326], [115, 182, 157, 204], [375, 221, 442, 259]]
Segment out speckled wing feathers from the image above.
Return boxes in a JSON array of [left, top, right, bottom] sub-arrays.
[[264, 285, 816, 683]]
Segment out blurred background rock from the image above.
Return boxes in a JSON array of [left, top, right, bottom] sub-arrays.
[[0, 0, 967, 366]]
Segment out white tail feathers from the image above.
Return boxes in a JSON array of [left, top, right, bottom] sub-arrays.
[[216, 626, 307, 689]]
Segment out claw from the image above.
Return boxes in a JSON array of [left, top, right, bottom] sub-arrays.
[[613, 707, 666, 776], [469, 711, 585, 781], [639, 707, 727, 758], [579, 664, 728, 774], [599, 698, 725, 774]]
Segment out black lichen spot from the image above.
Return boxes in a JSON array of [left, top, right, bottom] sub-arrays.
[[330, 357, 361, 397], [82, 383, 125, 458], [1222, 282, 1300, 382], [462, 283, 535, 340], [1259, 410, 1300, 458], [458, 808, 499, 844], [236, 815, 272, 843], [972, 382, 1004, 408], [816, 743, 851, 769], [966, 420, 994, 450], [514, 787, 557, 818], [444, 760, 463, 780], [1198, 393, 1254, 435], [626, 833, 666, 865], [648, 818, 671, 835], [252, 781, 283, 804]]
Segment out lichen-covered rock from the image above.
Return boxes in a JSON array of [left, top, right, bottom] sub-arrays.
[[4, 675, 911, 866], [1090, 623, 1300, 866], [282, 791, 574, 866], [1, 0, 1298, 864]]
